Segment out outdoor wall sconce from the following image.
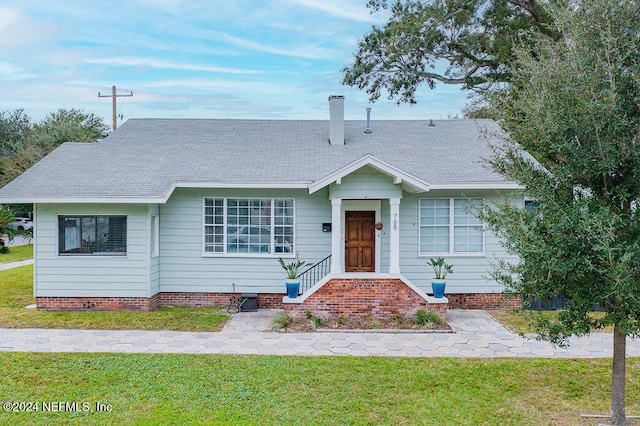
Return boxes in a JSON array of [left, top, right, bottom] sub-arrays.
[[374, 222, 384, 231], [322, 223, 332, 232]]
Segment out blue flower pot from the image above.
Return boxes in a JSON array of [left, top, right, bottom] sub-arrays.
[[286, 280, 300, 298], [431, 280, 446, 298]]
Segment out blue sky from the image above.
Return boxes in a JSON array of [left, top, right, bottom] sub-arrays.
[[0, 0, 468, 126]]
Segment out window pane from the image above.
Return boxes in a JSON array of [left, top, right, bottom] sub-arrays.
[[420, 225, 449, 253], [274, 225, 294, 253], [454, 198, 482, 225], [420, 197, 484, 254], [420, 199, 435, 225], [58, 216, 126, 256], [525, 200, 539, 211], [204, 197, 294, 255], [204, 198, 224, 253], [453, 225, 483, 253]]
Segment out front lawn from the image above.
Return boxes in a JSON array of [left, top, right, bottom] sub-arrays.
[[488, 309, 612, 334], [0, 265, 228, 331], [0, 353, 639, 425], [0, 244, 33, 263]]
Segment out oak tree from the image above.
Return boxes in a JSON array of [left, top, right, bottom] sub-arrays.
[[482, 1, 640, 424], [342, 0, 560, 104]]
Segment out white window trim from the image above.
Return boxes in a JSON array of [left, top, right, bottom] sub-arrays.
[[418, 198, 485, 257], [56, 214, 128, 258], [202, 197, 296, 258]]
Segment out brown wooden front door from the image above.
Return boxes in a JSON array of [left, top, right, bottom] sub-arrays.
[[345, 211, 375, 272]]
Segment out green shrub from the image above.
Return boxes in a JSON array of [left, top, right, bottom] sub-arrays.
[[392, 314, 405, 325], [416, 309, 443, 326], [305, 309, 313, 320], [274, 315, 293, 328], [313, 317, 323, 328]]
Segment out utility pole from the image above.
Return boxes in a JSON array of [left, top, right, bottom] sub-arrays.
[[98, 85, 133, 131]]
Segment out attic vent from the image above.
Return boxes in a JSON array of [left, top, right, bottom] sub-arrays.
[[364, 108, 372, 134], [428, 119, 436, 127]]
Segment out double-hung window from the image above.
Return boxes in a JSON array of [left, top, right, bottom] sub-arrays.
[[58, 215, 127, 256], [419, 198, 484, 255], [204, 198, 294, 255]]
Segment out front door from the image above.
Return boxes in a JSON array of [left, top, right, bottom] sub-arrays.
[[345, 211, 375, 272]]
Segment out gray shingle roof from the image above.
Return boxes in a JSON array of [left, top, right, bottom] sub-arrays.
[[0, 118, 515, 202]]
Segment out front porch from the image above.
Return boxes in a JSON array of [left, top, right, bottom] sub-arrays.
[[283, 158, 448, 319], [283, 274, 448, 319]]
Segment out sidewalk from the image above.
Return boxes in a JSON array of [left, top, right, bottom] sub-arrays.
[[1, 309, 638, 358], [0, 259, 33, 271]]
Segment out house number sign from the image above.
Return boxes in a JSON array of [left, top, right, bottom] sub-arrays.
[[393, 213, 398, 231]]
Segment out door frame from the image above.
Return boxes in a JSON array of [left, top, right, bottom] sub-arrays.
[[341, 200, 381, 274]]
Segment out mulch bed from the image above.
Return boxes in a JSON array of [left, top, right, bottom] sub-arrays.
[[278, 315, 452, 333]]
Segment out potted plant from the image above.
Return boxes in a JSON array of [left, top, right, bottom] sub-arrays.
[[278, 253, 312, 298], [428, 257, 453, 298]]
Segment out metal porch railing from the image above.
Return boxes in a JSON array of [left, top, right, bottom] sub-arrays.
[[297, 254, 331, 294]]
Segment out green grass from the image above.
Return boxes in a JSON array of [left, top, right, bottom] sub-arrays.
[[488, 309, 613, 334], [0, 244, 33, 263], [0, 353, 639, 425], [0, 265, 228, 331]]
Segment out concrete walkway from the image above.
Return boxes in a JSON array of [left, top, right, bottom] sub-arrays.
[[1, 309, 639, 358], [0, 259, 33, 271]]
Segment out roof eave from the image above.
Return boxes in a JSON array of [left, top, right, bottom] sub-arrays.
[[175, 181, 310, 189], [0, 196, 170, 204], [428, 182, 523, 190]]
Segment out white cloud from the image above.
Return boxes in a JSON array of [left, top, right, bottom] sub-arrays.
[[141, 79, 294, 94], [207, 30, 336, 61], [0, 6, 61, 52], [283, 0, 381, 22], [0, 62, 33, 80], [85, 57, 261, 75]]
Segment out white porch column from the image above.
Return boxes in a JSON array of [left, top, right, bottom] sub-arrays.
[[330, 198, 342, 274], [389, 198, 401, 274]]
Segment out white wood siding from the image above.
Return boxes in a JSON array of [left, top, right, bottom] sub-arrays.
[[158, 188, 332, 294], [34, 204, 150, 297], [399, 190, 522, 293]]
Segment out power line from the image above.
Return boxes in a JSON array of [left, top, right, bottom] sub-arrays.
[[98, 85, 133, 131]]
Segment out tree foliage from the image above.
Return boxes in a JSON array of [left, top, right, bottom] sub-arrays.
[[0, 108, 108, 186], [342, 0, 560, 104], [482, 0, 640, 423], [0, 207, 16, 235], [0, 109, 32, 159]]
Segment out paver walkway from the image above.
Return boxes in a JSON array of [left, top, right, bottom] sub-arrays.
[[1, 309, 639, 358]]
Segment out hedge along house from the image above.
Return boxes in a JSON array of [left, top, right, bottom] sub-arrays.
[[0, 96, 523, 318]]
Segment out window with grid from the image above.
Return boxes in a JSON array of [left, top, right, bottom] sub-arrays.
[[419, 198, 483, 254], [58, 216, 127, 256], [204, 198, 294, 255]]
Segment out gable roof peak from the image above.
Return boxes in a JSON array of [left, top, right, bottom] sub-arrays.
[[308, 154, 430, 195]]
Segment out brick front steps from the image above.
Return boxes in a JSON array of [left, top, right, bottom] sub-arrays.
[[282, 276, 448, 320]]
